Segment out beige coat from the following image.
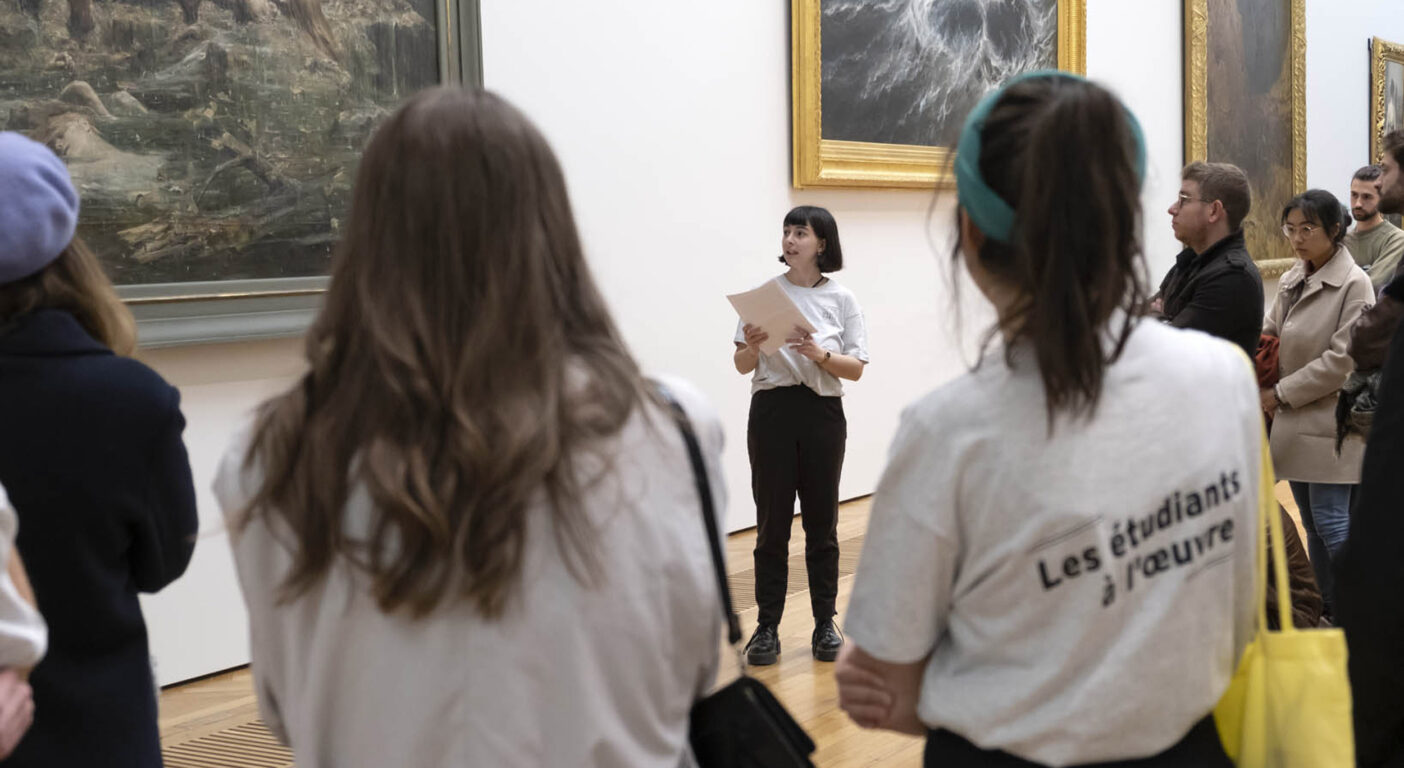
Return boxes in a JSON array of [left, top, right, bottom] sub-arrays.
[[1263, 245, 1375, 483]]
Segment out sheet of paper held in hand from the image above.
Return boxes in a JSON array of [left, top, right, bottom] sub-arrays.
[[727, 281, 817, 356]]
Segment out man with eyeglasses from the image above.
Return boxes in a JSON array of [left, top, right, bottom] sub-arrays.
[[1343, 164, 1404, 294], [1155, 162, 1264, 358], [1335, 129, 1404, 768]]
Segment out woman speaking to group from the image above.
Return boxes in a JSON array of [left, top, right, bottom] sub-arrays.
[[732, 205, 869, 667]]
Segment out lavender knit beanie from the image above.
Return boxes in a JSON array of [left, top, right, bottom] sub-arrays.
[[0, 132, 79, 284]]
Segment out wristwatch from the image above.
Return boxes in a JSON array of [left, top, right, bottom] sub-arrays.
[[822, 351, 832, 363]]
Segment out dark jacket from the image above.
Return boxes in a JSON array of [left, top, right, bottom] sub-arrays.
[[1263, 505, 1323, 631], [1349, 273, 1404, 371], [1336, 316, 1404, 768], [0, 309, 197, 768], [1156, 230, 1265, 359], [1337, 275, 1404, 451]]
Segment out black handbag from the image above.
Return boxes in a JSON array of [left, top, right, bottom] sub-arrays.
[[654, 384, 817, 768]]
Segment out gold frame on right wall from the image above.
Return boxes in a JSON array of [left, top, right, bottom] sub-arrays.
[[1370, 36, 1404, 164], [1183, 0, 1306, 279]]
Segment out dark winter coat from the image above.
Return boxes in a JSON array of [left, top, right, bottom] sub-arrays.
[[1156, 230, 1265, 359], [0, 309, 198, 768]]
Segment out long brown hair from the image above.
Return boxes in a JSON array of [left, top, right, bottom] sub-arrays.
[[241, 87, 646, 619], [952, 76, 1148, 426], [0, 238, 137, 355]]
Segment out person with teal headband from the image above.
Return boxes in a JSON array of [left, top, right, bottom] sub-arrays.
[[954, 69, 1147, 245], [836, 72, 1261, 766]]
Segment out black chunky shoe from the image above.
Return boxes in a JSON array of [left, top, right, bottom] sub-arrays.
[[812, 619, 843, 661], [744, 623, 780, 666]]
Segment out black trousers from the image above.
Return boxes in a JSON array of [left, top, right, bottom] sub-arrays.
[[747, 385, 846, 627], [923, 716, 1233, 767]]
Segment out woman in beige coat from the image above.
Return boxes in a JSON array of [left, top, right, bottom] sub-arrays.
[[1262, 189, 1374, 612]]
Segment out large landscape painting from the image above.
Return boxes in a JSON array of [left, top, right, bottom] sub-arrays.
[[0, 0, 439, 287]]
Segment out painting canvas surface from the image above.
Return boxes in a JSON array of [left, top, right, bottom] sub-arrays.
[[819, 0, 1057, 148], [1386, 60, 1403, 139], [1203, 0, 1293, 265], [1382, 59, 1402, 227], [0, 0, 438, 287]]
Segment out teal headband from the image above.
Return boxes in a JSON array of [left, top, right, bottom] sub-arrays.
[[954, 70, 1147, 244]]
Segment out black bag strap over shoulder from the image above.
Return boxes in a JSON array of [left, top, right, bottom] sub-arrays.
[[653, 383, 743, 646]]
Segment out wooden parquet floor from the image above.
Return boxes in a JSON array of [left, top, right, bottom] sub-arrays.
[[159, 668, 280, 764], [163, 722, 293, 768], [158, 497, 923, 766], [158, 487, 1307, 766]]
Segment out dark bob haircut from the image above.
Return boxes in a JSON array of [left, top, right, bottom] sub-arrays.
[[1281, 189, 1350, 248], [779, 205, 843, 272]]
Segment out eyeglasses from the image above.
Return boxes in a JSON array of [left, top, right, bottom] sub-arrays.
[[1281, 224, 1320, 239], [1173, 193, 1208, 208]]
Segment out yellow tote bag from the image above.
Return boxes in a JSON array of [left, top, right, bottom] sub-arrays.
[[1214, 437, 1354, 767]]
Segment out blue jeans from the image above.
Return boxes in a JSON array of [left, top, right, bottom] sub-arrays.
[[1288, 481, 1356, 611]]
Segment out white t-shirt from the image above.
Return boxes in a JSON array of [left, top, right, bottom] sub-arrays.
[[215, 376, 724, 768], [845, 322, 1260, 767], [734, 276, 869, 396], [0, 485, 45, 669]]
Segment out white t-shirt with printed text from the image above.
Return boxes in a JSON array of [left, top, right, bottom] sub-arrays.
[[845, 321, 1260, 767], [733, 276, 869, 397]]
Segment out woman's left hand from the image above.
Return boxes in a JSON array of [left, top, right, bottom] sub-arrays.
[[787, 326, 827, 361], [1260, 388, 1280, 417]]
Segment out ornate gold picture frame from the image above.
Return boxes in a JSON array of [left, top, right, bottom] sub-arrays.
[[1183, 0, 1305, 279], [791, 0, 1086, 190], [1370, 36, 1404, 164]]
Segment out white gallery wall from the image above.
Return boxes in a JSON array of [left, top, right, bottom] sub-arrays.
[[135, 0, 1391, 684], [135, 339, 304, 684], [1305, 2, 1404, 194], [480, 0, 1187, 533]]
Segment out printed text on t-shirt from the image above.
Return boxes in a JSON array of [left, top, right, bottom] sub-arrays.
[[1033, 470, 1242, 607]]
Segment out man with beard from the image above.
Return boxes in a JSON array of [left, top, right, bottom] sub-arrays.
[[1344, 164, 1404, 294], [1335, 130, 1404, 768], [1155, 162, 1263, 358]]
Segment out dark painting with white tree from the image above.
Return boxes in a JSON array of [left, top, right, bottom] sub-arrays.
[[820, 0, 1056, 148]]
